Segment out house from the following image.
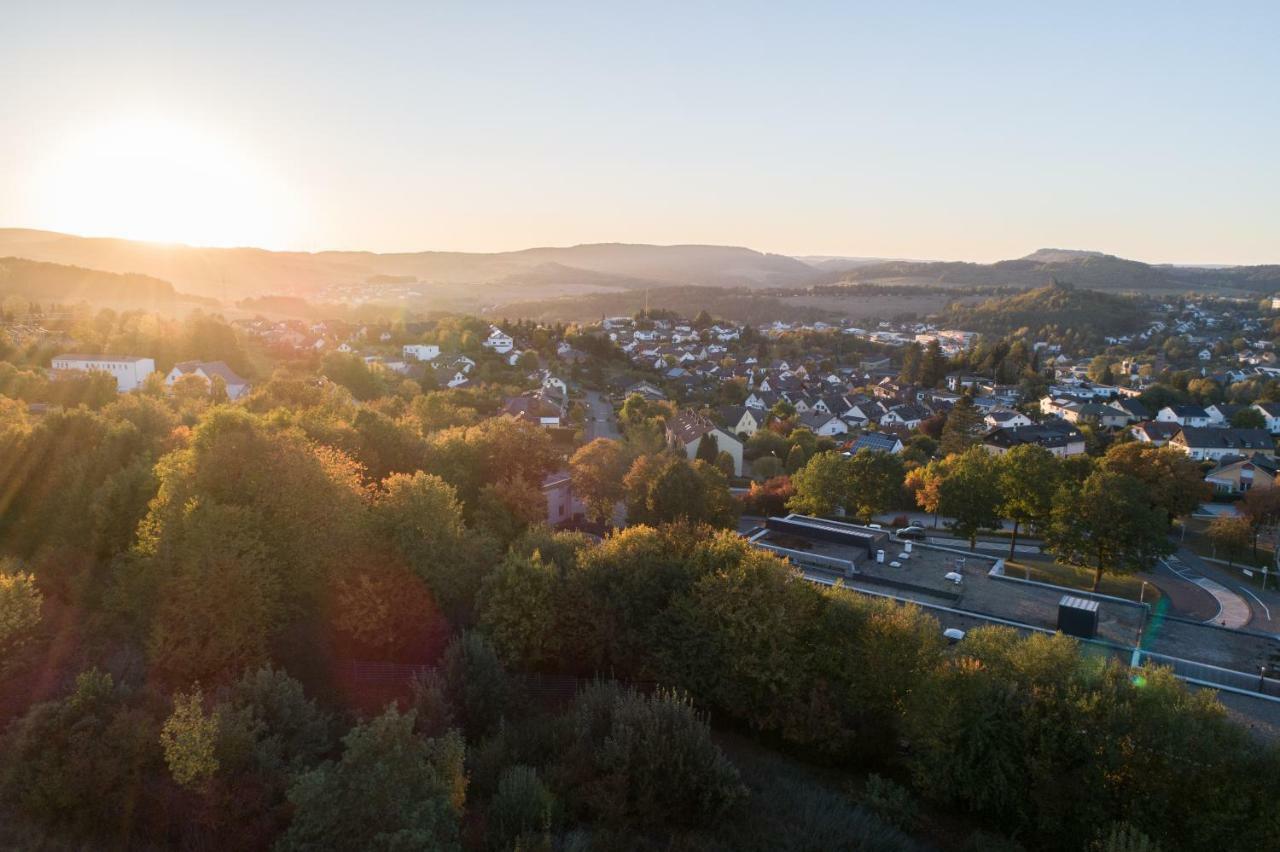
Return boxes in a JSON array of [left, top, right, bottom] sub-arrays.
[[624, 380, 666, 402], [50, 353, 156, 392], [482, 327, 515, 354], [983, 421, 1086, 458], [542, 471, 586, 525], [879, 403, 929, 430], [665, 409, 744, 476], [847, 432, 904, 455], [1129, 421, 1182, 446], [164, 360, 251, 400], [984, 408, 1034, 429], [1170, 427, 1275, 462], [500, 395, 563, 427], [798, 411, 849, 437], [1064, 402, 1132, 429], [1253, 402, 1280, 435], [403, 344, 441, 362], [1205, 454, 1280, 495], [1157, 405, 1212, 428], [720, 405, 763, 438]]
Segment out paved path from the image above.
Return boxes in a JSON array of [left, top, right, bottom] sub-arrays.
[[582, 390, 620, 441], [1175, 548, 1280, 632], [1161, 552, 1253, 629]]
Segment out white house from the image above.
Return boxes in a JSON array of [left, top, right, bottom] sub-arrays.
[[51, 353, 155, 392], [1253, 402, 1280, 435], [665, 409, 744, 476], [542, 471, 587, 525], [799, 411, 849, 437], [483, 327, 515, 354], [165, 360, 251, 400], [403, 344, 440, 362]]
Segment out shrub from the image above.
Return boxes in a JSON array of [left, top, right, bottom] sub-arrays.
[[860, 774, 918, 832], [559, 683, 745, 829], [487, 765, 555, 851], [441, 631, 512, 739]]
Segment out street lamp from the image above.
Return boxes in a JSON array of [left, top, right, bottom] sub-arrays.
[[1139, 580, 1149, 605]]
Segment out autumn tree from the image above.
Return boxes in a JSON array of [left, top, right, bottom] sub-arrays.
[[1207, 515, 1253, 568], [1099, 443, 1210, 522], [569, 438, 631, 524]]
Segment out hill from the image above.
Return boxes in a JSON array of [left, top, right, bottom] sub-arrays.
[[0, 229, 817, 301], [943, 282, 1146, 347], [826, 247, 1280, 293], [0, 256, 206, 307]]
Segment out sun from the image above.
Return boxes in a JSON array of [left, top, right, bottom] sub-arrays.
[[26, 115, 296, 248]]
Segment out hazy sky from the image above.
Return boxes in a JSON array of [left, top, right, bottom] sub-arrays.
[[3, 2, 1277, 263]]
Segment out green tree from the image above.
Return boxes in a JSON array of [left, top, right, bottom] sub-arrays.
[[845, 449, 906, 523], [478, 552, 562, 669], [998, 444, 1061, 558], [940, 395, 983, 456], [623, 454, 739, 528], [938, 447, 1003, 550], [695, 432, 719, 464], [279, 707, 465, 851], [1045, 471, 1174, 591], [1231, 407, 1266, 429], [787, 450, 848, 516]]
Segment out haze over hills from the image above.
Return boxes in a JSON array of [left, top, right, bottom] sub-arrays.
[[0, 229, 816, 300], [1, 229, 1278, 310]]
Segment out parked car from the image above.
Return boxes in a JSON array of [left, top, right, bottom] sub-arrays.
[[896, 525, 927, 540]]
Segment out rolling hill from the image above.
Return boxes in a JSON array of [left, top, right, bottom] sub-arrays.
[[0, 256, 210, 308], [824, 248, 1280, 293], [0, 229, 817, 301]]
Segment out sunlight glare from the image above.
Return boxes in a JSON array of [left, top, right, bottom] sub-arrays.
[[27, 116, 297, 248]]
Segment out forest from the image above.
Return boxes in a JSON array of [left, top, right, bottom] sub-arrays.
[[1, 311, 1279, 851]]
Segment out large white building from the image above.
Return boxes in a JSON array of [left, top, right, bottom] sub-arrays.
[[482, 327, 515, 354], [51, 353, 155, 392], [402, 344, 440, 362]]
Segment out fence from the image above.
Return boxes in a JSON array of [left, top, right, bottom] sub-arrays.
[[347, 661, 658, 706]]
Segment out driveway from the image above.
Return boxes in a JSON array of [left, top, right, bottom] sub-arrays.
[[583, 390, 620, 441]]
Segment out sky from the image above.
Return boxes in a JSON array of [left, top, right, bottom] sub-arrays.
[[2, 2, 1277, 264]]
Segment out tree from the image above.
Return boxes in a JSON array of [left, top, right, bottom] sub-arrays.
[[0, 562, 42, 663], [569, 438, 631, 524], [559, 684, 745, 829], [1088, 355, 1115, 385], [998, 444, 1061, 559], [921, 339, 947, 387], [1232, 407, 1267, 429], [478, 552, 562, 669], [940, 395, 983, 456], [1239, 486, 1280, 562], [938, 448, 1003, 550], [695, 432, 719, 464], [1207, 515, 1253, 568], [845, 449, 906, 523], [279, 707, 465, 851], [899, 342, 923, 384], [1045, 471, 1174, 591], [784, 443, 807, 474], [787, 451, 848, 516], [906, 458, 948, 527], [1099, 443, 1210, 522], [623, 454, 739, 528], [161, 687, 221, 788]]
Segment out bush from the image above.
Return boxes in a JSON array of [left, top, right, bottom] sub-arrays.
[[559, 683, 745, 829], [441, 632, 512, 739], [860, 774, 918, 832], [487, 765, 555, 851]]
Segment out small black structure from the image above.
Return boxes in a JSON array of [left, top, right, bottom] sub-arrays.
[[1058, 595, 1100, 639]]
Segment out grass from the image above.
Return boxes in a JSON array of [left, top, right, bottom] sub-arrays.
[[1006, 558, 1161, 604]]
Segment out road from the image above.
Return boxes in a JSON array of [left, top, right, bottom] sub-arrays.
[[1171, 548, 1280, 632], [582, 390, 620, 441]]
